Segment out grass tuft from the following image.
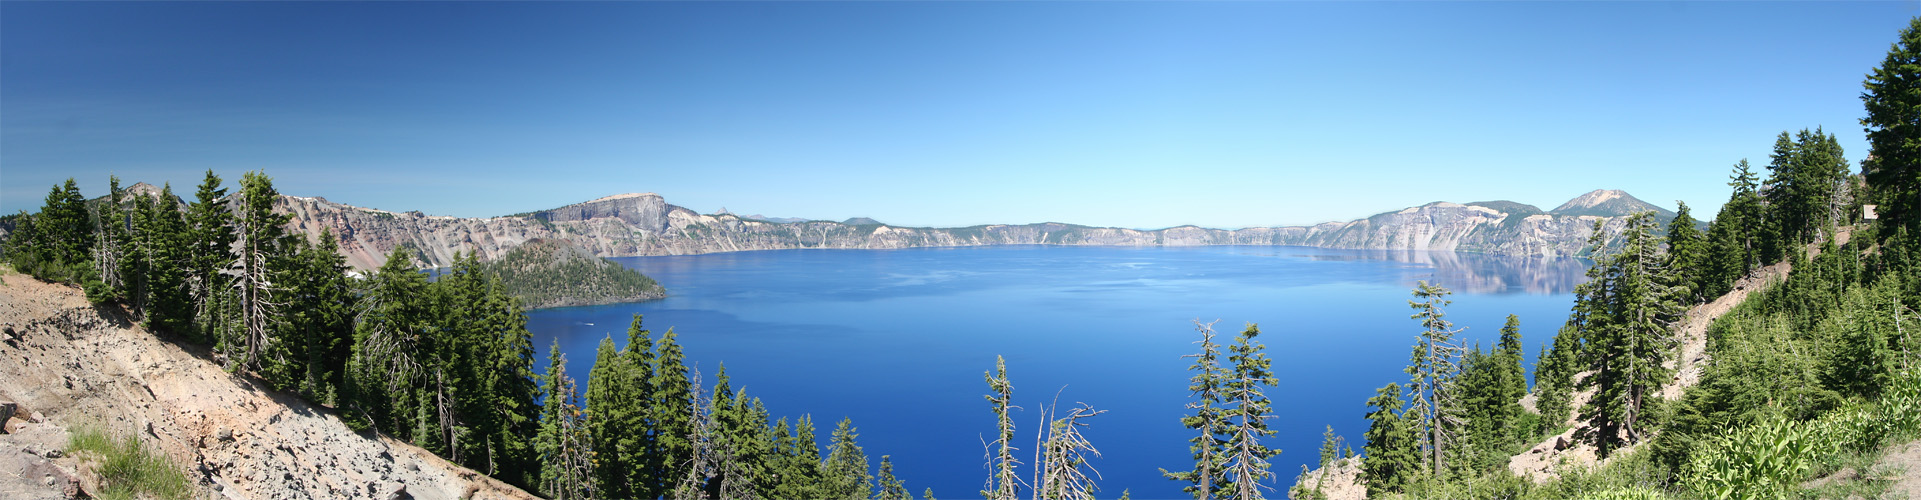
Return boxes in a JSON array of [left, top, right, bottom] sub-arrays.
[[66, 427, 194, 500]]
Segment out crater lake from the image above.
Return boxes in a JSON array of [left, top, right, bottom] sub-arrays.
[[526, 245, 1588, 498]]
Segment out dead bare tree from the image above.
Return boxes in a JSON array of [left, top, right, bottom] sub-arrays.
[[1036, 396, 1105, 500], [675, 367, 719, 500], [544, 367, 599, 500]]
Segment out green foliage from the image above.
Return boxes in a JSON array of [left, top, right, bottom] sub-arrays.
[[1702, 160, 1769, 298], [585, 314, 661, 498], [6, 179, 97, 286], [66, 428, 194, 500], [536, 340, 596, 500], [343, 248, 542, 491], [1574, 212, 1686, 457], [43, 178, 93, 267], [1222, 323, 1281, 498], [1361, 382, 1419, 496], [1163, 321, 1230, 499], [875, 455, 910, 500], [1405, 281, 1466, 476], [136, 184, 195, 336], [1861, 16, 1921, 233], [482, 239, 665, 309], [1764, 129, 1852, 250], [650, 326, 696, 493], [1682, 371, 1921, 499], [984, 355, 1021, 500], [187, 170, 236, 345], [1666, 202, 1707, 303], [822, 417, 874, 500]]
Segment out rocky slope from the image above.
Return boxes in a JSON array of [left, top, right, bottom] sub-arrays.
[[281, 189, 1661, 273], [0, 270, 539, 500]]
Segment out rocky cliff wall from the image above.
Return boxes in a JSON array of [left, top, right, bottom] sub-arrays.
[[280, 193, 1632, 272]]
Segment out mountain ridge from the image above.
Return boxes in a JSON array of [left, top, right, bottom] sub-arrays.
[[275, 189, 1665, 272]]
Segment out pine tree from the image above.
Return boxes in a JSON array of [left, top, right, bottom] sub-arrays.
[[619, 315, 660, 497], [875, 455, 910, 500], [187, 170, 236, 344], [230, 171, 291, 374], [1221, 323, 1280, 500], [822, 417, 873, 500], [44, 178, 93, 268], [1767, 129, 1852, 246], [983, 355, 1021, 500], [1486, 315, 1528, 452], [1163, 320, 1229, 499], [1667, 202, 1707, 302], [96, 176, 130, 302], [537, 340, 597, 500], [1862, 16, 1921, 233], [673, 366, 718, 500], [140, 184, 194, 336], [470, 262, 540, 488], [346, 247, 432, 432], [1405, 281, 1467, 477], [1532, 324, 1580, 437], [652, 327, 697, 494], [124, 190, 159, 320], [1578, 212, 1686, 456], [21, 178, 95, 285], [770, 415, 825, 499], [1360, 382, 1417, 496], [587, 334, 634, 498], [1317, 425, 1341, 471]]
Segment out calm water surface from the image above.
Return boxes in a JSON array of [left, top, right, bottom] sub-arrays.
[[527, 245, 1586, 498]]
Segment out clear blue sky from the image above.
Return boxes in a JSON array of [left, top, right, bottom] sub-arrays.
[[3, 2, 1913, 229]]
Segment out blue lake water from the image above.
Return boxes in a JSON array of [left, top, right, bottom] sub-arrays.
[[526, 245, 1586, 498]]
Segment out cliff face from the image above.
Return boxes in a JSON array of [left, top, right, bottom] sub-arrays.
[[281, 190, 1654, 272]]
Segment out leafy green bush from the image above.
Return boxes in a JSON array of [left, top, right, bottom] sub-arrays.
[[1578, 486, 1671, 500], [1683, 370, 1921, 499]]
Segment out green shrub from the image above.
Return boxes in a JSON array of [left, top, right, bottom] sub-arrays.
[[1683, 371, 1921, 499], [1579, 486, 1672, 500]]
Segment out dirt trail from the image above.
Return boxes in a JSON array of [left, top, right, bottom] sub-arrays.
[[1508, 229, 1848, 482], [0, 269, 540, 500]]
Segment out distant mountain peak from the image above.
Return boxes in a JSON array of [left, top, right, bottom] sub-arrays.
[[1551, 189, 1674, 218], [585, 192, 659, 204]]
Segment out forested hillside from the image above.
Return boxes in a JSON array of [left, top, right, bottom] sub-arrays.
[[2, 172, 901, 498], [483, 239, 666, 310], [1283, 19, 1921, 500], [5, 13, 1920, 500]]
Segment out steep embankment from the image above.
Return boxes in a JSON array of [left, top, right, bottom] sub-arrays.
[[282, 190, 1655, 273], [0, 270, 539, 500]]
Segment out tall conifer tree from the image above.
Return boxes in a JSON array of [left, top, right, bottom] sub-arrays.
[[1222, 323, 1279, 500], [1360, 383, 1417, 496], [1406, 281, 1466, 477], [1164, 320, 1229, 499], [1862, 16, 1921, 233]]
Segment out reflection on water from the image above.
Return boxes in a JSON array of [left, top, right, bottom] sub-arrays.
[[1290, 249, 1589, 295], [531, 245, 1589, 497]]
